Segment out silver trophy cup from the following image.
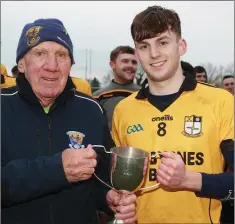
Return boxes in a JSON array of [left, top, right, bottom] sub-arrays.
[[93, 145, 160, 224]]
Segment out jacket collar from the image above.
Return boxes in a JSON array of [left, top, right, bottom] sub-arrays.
[[111, 79, 134, 85], [136, 71, 197, 99], [16, 75, 76, 112]]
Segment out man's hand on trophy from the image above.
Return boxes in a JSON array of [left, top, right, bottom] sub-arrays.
[[106, 190, 137, 224], [62, 144, 97, 183], [156, 151, 187, 190]]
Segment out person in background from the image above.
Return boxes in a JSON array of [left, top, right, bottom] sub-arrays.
[[11, 65, 20, 78], [194, 65, 208, 82], [1, 18, 137, 224], [0, 63, 16, 88], [1, 63, 8, 76], [221, 75, 234, 224], [222, 75, 234, 95], [181, 61, 196, 79], [71, 76, 92, 96], [93, 45, 140, 130]]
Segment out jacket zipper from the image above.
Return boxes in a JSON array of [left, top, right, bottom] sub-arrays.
[[36, 128, 41, 156], [48, 117, 52, 156], [48, 116, 54, 224]]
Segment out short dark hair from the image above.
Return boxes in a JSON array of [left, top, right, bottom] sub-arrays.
[[223, 75, 234, 81], [110, 46, 135, 62], [181, 61, 195, 78], [11, 65, 18, 74], [131, 5, 182, 42], [194, 66, 207, 75]]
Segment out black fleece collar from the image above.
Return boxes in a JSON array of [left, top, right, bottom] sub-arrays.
[[136, 71, 197, 100], [16, 75, 76, 113]]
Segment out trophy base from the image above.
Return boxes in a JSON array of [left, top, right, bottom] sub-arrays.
[[106, 218, 123, 224]]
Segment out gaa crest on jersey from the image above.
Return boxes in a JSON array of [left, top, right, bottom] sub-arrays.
[[67, 131, 85, 149], [182, 115, 203, 138]]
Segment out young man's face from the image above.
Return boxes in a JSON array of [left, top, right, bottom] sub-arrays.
[[134, 30, 186, 82], [223, 77, 234, 95], [110, 53, 137, 83], [196, 72, 207, 82], [18, 41, 71, 100]]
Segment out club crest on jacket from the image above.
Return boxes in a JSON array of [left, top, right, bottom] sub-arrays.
[[67, 131, 85, 149]]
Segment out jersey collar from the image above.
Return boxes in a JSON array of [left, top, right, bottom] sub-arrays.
[[136, 72, 197, 100]]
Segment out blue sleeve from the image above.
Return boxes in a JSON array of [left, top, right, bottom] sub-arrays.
[[195, 139, 234, 199], [2, 153, 70, 208], [195, 172, 234, 199]]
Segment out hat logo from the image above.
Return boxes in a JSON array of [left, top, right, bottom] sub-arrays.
[[26, 26, 42, 47]]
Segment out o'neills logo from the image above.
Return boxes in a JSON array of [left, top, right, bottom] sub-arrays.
[[152, 115, 173, 122]]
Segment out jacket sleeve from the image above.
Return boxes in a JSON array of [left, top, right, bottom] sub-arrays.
[[93, 113, 115, 216], [195, 92, 234, 199], [195, 139, 234, 199], [2, 152, 70, 208]]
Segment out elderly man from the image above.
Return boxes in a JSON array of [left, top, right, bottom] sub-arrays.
[[1, 18, 137, 224]]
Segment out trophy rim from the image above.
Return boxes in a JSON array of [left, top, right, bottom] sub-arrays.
[[110, 146, 149, 159]]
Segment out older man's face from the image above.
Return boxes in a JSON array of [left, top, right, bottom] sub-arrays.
[[18, 41, 71, 100]]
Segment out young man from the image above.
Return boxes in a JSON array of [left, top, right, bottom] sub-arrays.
[[112, 6, 234, 223], [1, 18, 137, 224], [222, 75, 234, 95], [194, 65, 208, 82], [93, 46, 140, 130]]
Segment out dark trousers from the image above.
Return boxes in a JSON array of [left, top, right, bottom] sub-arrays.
[[220, 201, 234, 224]]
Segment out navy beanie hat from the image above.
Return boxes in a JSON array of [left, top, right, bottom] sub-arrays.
[[16, 18, 75, 64]]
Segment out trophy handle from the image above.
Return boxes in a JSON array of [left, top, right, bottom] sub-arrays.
[[92, 145, 120, 193], [92, 144, 112, 154], [139, 182, 160, 191], [138, 151, 161, 191], [93, 173, 120, 192], [150, 151, 162, 158]]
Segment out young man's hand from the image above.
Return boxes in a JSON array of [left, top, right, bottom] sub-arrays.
[[157, 151, 202, 191]]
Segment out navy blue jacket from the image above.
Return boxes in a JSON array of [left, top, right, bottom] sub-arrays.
[[1, 75, 114, 224]]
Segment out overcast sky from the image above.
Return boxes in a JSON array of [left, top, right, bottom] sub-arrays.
[[1, 1, 234, 79]]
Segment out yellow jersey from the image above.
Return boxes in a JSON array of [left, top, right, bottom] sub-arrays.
[[112, 76, 234, 223], [1, 64, 16, 88], [1, 64, 8, 76], [71, 77, 92, 96]]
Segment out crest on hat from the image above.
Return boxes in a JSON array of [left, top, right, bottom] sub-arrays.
[[26, 26, 42, 47]]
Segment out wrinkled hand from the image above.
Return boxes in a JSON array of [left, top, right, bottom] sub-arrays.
[[157, 151, 186, 189], [106, 190, 137, 224], [62, 144, 97, 183]]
